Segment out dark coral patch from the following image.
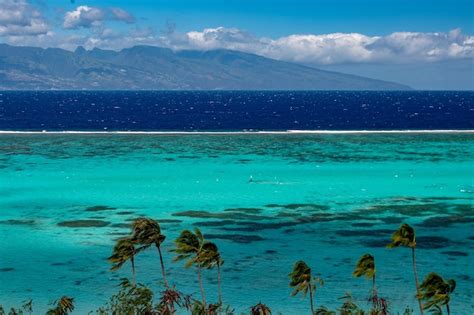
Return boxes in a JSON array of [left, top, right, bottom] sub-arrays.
[[265, 250, 277, 254], [360, 239, 390, 248], [206, 233, 265, 244], [58, 220, 110, 228], [0, 219, 35, 226], [158, 219, 183, 223], [379, 217, 406, 224], [193, 220, 236, 227], [416, 236, 452, 249], [452, 204, 474, 215], [457, 275, 471, 281], [265, 203, 329, 211], [172, 210, 273, 221], [116, 211, 135, 215], [351, 222, 376, 227], [224, 208, 262, 214], [336, 229, 393, 237], [276, 211, 303, 218], [0, 268, 15, 272], [85, 205, 117, 212], [110, 223, 131, 229], [362, 235, 452, 249], [441, 251, 469, 257], [418, 215, 474, 228], [359, 203, 450, 216]]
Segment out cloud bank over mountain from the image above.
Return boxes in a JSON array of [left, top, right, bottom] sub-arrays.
[[0, 1, 472, 65], [0, 0, 472, 89], [176, 27, 474, 65]]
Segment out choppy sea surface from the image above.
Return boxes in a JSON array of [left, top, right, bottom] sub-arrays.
[[0, 91, 473, 131], [0, 91, 473, 314]]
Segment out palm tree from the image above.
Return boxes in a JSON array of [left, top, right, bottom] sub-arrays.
[[338, 293, 364, 315], [288, 260, 323, 314], [131, 217, 169, 287], [157, 286, 191, 314], [21, 300, 33, 315], [353, 254, 377, 308], [418, 272, 456, 314], [196, 242, 224, 307], [173, 228, 207, 307], [108, 237, 138, 286], [314, 306, 336, 315], [250, 303, 272, 315], [46, 296, 74, 315], [387, 223, 424, 315]]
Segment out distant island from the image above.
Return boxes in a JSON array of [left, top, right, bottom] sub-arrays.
[[0, 44, 410, 90]]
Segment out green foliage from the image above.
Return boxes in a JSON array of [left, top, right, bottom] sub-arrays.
[[173, 228, 204, 268], [195, 242, 223, 269], [250, 303, 272, 315], [0, 300, 32, 315], [427, 305, 443, 315], [108, 237, 137, 272], [95, 279, 154, 314], [353, 254, 375, 279], [387, 224, 416, 249], [21, 300, 32, 315], [288, 260, 323, 299], [3, 219, 461, 315], [338, 293, 365, 315], [155, 287, 191, 314], [46, 296, 74, 315], [314, 306, 336, 314], [131, 217, 166, 250], [418, 272, 456, 311]]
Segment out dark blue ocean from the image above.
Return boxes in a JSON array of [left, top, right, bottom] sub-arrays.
[[0, 91, 473, 130]]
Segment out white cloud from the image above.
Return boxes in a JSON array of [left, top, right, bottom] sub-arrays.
[[174, 27, 474, 65], [2, 16, 473, 65], [0, 0, 49, 36], [63, 6, 135, 30], [110, 8, 135, 24], [63, 6, 104, 29]]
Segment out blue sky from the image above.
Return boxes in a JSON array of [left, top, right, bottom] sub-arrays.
[[42, 0, 474, 37], [0, 0, 473, 88]]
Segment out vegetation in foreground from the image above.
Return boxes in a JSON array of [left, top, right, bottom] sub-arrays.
[[0, 220, 457, 315]]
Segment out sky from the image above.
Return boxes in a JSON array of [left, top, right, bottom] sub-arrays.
[[0, 0, 473, 89]]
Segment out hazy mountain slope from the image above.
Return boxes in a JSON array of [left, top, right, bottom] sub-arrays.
[[0, 44, 410, 90]]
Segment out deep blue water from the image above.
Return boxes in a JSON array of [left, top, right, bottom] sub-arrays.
[[0, 91, 473, 131]]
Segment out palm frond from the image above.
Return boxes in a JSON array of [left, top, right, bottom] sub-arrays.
[[108, 237, 137, 271], [387, 223, 416, 249], [353, 254, 375, 279]]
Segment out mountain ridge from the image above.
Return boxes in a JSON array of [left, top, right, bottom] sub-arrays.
[[0, 44, 411, 90]]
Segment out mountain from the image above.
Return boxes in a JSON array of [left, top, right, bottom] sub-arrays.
[[0, 44, 410, 90]]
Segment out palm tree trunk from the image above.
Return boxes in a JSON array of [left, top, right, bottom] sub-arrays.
[[446, 304, 450, 315], [170, 299, 176, 315], [308, 283, 315, 314], [217, 264, 223, 313], [372, 275, 377, 309], [411, 248, 424, 315], [131, 255, 136, 287], [156, 245, 169, 288], [197, 266, 207, 307]]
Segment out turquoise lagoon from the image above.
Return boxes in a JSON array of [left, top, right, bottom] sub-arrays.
[[0, 133, 473, 314]]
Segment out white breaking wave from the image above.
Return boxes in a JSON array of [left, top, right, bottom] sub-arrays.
[[0, 130, 473, 134]]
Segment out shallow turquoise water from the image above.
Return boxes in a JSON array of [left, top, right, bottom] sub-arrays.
[[0, 133, 473, 314]]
